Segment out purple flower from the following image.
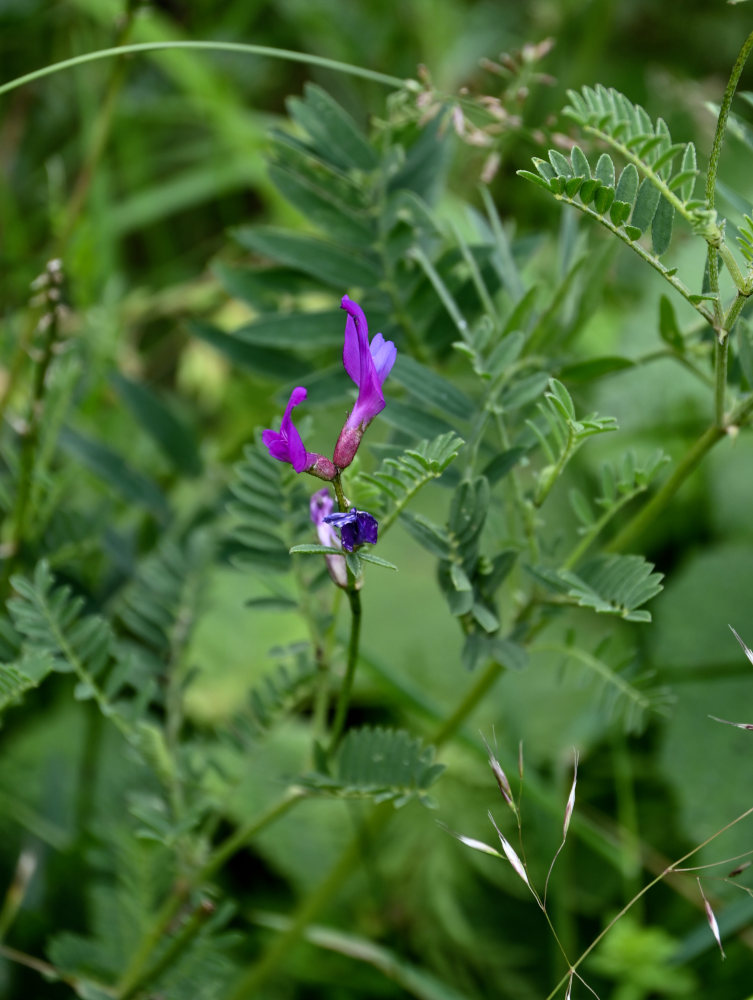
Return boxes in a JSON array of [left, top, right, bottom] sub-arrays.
[[262, 387, 336, 479], [341, 295, 397, 429], [310, 488, 348, 588], [334, 296, 396, 468], [323, 507, 379, 552]]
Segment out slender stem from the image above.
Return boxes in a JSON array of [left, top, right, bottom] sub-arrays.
[[706, 30, 753, 211], [607, 424, 724, 553], [544, 804, 753, 1000], [555, 193, 715, 324], [561, 487, 645, 570], [332, 473, 349, 512], [714, 337, 729, 427], [704, 30, 753, 421], [327, 588, 362, 755], [0, 41, 405, 100], [431, 658, 505, 748], [723, 290, 748, 334], [0, 943, 114, 996]]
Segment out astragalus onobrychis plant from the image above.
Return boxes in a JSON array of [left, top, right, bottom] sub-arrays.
[[3, 19, 753, 1000]]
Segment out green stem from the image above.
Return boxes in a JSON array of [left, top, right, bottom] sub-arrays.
[[607, 424, 724, 553], [332, 473, 349, 512], [561, 487, 645, 570], [0, 943, 113, 996], [705, 29, 753, 211], [723, 289, 748, 334], [0, 41, 406, 99], [714, 336, 729, 427], [704, 29, 753, 404], [327, 588, 362, 755]]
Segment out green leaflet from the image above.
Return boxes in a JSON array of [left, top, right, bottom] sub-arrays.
[[303, 726, 444, 807], [355, 432, 464, 531]]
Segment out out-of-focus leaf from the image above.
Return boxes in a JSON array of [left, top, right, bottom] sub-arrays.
[[110, 373, 202, 478]]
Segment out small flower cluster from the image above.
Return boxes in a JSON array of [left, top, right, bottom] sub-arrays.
[[263, 295, 395, 566]]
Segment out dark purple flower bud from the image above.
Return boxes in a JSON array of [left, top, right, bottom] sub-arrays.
[[262, 387, 336, 479], [323, 507, 378, 552], [334, 295, 397, 468]]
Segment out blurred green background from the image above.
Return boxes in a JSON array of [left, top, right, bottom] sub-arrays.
[[4, 1, 753, 998]]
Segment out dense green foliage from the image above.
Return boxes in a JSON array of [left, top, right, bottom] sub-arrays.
[[3, 3, 753, 999]]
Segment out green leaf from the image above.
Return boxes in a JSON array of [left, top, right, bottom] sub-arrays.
[[651, 195, 675, 256], [380, 400, 457, 440], [737, 320, 753, 387], [302, 727, 444, 807], [499, 372, 550, 411], [570, 145, 591, 178], [232, 310, 344, 349], [609, 200, 631, 226], [400, 512, 451, 558], [630, 179, 661, 234], [594, 184, 616, 214], [578, 178, 600, 205], [392, 355, 475, 421], [289, 83, 378, 171], [289, 544, 343, 556], [9, 562, 114, 686], [559, 356, 635, 381], [268, 164, 374, 245], [659, 295, 684, 351], [614, 163, 639, 205], [482, 447, 526, 485], [188, 319, 309, 379], [546, 378, 576, 420], [594, 153, 616, 187], [558, 554, 664, 622], [110, 373, 202, 478], [233, 226, 379, 288], [449, 476, 489, 549], [677, 142, 697, 201], [58, 427, 168, 521], [569, 488, 594, 526], [532, 157, 555, 181], [548, 149, 572, 177], [517, 169, 554, 192], [0, 653, 53, 714], [450, 562, 472, 592], [357, 552, 398, 570], [356, 433, 464, 530]]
